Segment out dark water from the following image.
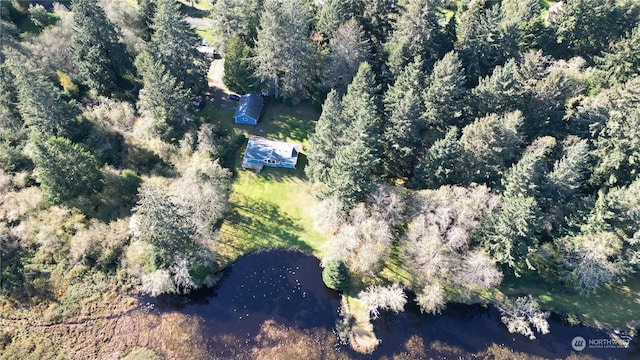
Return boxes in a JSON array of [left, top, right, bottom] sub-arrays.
[[148, 250, 639, 359]]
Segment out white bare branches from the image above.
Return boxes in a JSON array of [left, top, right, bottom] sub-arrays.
[[358, 283, 407, 320], [141, 269, 177, 297], [497, 295, 550, 340]]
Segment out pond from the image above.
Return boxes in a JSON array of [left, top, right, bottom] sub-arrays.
[[148, 250, 639, 359]]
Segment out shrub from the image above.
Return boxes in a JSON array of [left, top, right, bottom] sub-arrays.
[[322, 259, 350, 291]]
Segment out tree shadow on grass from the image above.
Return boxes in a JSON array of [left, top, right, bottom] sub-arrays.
[[178, 3, 210, 18], [221, 195, 313, 255]]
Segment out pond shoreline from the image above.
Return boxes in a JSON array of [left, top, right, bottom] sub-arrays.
[[145, 249, 638, 359]]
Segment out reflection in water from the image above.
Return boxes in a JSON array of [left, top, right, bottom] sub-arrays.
[[146, 250, 637, 359]]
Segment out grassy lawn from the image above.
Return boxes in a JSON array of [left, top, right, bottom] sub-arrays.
[[500, 272, 640, 328], [196, 28, 215, 46], [213, 101, 328, 263]]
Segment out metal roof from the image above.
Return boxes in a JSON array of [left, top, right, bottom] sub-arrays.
[[234, 93, 263, 121], [243, 137, 301, 164]]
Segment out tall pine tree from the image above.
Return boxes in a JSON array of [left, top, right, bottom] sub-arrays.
[[254, 0, 316, 103], [136, 53, 191, 141], [423, 51, 467, 131], [385, 0, 441, 76], [306, 90, 344, 185], [149, 0, 207, 92], [71, 0, 133, 96], [411, 127, 462, 189], [381, 89, 423, 179], [33, 136, 103, 204], [4, 51, 79, 141]]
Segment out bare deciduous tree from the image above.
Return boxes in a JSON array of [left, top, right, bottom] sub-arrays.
[[497, 295, 550, 340], [454, 250, 503, 290], [415, 281, 446, 315], [558, 232, 622, 295], [312, 195, 347, 235], [358, 283, 407, 319]]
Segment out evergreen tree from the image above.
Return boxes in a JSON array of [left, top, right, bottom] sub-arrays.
[[223, 36, 256, 93], [478, 151, 545, 272], [547, 139, 590, 201], [322, 19, 371, 94], [423, 51, 467, 131], [254, 0, 316, 103], [381, 90, 423, 179], [522, 57, 580, 139], [210, 0, 262, 52], [542, 138, 591, 237], [4, 51, 79, 140], [459, 111, 524, 184], [149, 0, 207, 92], [322, 259, 350, 291], [354, 0, 397, 57], [500, 0, 540, 28], [327, 138, 377, 209], [596, 24, 640, 86], [0, 2, 18, 55], [0, 63, 22, 141], [385, 0, 441, 76], [341, 62, 382, 154], [591, 107, 640, 188], [306, 90, 344, 185], [500, 0, 550, 52], [470, 59, 525, 118], [456, 0, 518, 85], [136, 53, 191, 142], [33, 136, 104, 204], [411, 127, 462, 189], [384, 56, 426, 112], [316, 0, 356, 37], [138, 0, 157, 41], [553, 0, 640, 59], [71, 0, 133, 96]]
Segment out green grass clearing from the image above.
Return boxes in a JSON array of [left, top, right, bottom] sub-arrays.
[[213, 101, 327, 262], [500, 272, 640, 328], [196, 28, 215, 46]]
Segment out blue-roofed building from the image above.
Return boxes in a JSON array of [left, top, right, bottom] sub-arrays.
[[241, 137, 301, 172], [234, 93, 263, 125]]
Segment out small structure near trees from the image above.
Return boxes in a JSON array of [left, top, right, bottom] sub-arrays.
[[241, 136, 301, 172], [233, 93, 264, 125]]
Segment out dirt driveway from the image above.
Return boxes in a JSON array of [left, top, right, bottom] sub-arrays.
[[204, 58, 237, 111]]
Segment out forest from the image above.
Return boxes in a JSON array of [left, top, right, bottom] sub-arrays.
[[1, 0, 640, 357]]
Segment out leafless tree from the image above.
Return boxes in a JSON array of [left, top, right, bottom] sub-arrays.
[[415, 281, 446, 314], [141, 269, 176, 297], [497, 295, 550, 339], [358, 283, 407, 319]]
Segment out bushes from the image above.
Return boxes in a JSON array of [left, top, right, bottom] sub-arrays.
[[322, 259, 350, 291]]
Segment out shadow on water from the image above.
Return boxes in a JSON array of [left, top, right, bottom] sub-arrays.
[[145, 250, 639, 359]]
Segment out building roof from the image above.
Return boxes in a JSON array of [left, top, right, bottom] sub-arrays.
[[243, 137, 301, 164], [234, 93, 263, 121]]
